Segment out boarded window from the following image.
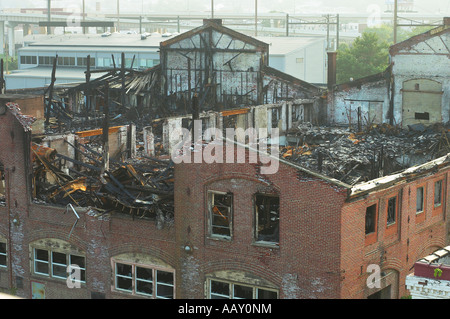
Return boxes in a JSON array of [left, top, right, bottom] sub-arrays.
[[434, 180, 442, 206], [387, 196, 397, 226], [208, 192, 233, 238], [416, 187, 424, 212], [365, 204, 377, 235], [254, 194, 279, 243]]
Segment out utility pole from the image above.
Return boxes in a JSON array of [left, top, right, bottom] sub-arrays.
[[393, 0, 398, 44], [255, 0, 258, 36], [286, 13, 289, 36], [117, 0, 120, 32], [47, 0, 51, 35], [211, 0, 214, 18], [326, 14, 330, 50], [82, 0, 86, 34], [336, 14, 340, 50]]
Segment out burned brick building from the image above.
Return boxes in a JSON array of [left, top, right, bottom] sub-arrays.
[[0, 17, 449, 300], [328, 18, 450, 128], [1, 98, 449, 299], [44, 19, 325, 135]]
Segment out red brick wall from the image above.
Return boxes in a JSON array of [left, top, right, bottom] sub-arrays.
[[341, 171, 449, 298], [0, 108, 178, 299], [174, 154, 348, 299]]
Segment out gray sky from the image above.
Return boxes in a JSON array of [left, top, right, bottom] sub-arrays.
[[1, 0, 449, 15]]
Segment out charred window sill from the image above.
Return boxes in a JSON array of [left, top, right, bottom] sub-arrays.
[[252, 241, 279, 249]]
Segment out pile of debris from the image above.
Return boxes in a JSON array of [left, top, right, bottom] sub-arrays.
[[283, 122, 450, 185], [31, 142, 174, 226]]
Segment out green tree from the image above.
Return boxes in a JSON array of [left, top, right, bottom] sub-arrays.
[[0, 55, 18, 72], [363, 24, 433, 45], [336, 32, 390, 84]]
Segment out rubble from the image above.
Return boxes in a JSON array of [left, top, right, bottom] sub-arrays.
[[31, 140, 174, 226], [282, 122, 450, 185]]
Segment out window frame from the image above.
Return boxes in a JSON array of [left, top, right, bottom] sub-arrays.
[[254, 193, 280, 245], [207, 191, 233, 240], [112, 261, 175, 299], [32, 248, 86, 283], [434, 179, 443, 207], [433, 179, 444, 217], [416, 186, 425, 214], [416, 184, 426, 224], [364, 203, 378, 246], [386, 196, 397, 226], [0, 240, 7, 269], [207, 278, 278, 299], [385, 195, 399, 236]]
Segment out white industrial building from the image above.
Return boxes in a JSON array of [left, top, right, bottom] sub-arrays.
[[5, 30, 330, 90], [256, 36, 328, 85], [5, 32, 164, 90]]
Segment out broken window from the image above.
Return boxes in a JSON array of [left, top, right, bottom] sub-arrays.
[[291, 104, 303, 122], [208, 192, 233, 238], [208, 279, 278, 299], [32, 248, 86, 283], [254, 194, 280, 244], [416, 187, 424, 213], [114, 262, 174, 299], [271, 107, 280, 128], [0, 240, 6, 268], [434, 180, 443, 207], [414, 112, 430, 120], [365, 204, 377, 235], [387, 196, 397, 226], [0, 161, 5, 205]]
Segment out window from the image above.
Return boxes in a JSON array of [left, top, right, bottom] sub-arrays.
[[296, 58, 304, 63], [414, 112, 430, 120], [0, 161, 5, 204], [208, 279, 278, 299], [416, 187, 424, 213], [0, 241, 6, 268], [98, 57, 112, 68], [365, 204, 377, 235], [208, 191, 233, 238], [114, 262, 174, 299], [254, 194, 280, 244], [20, 55, 37, 65], [386, 196, 397, 226], [33, 248, 85, 283], [57, 56, 76, 66], [77, 57, 96, 67], [38, 56, 56, 66], [434, 180, 443, 207], [271, 108, 280, 128]]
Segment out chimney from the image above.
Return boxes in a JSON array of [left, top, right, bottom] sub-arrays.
[[327, 51, 337, 90], [444, 17, 450, 26], [203, 19, 222, 26]]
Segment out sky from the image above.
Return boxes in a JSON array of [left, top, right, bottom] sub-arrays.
[[0, 0, 449, 15]]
